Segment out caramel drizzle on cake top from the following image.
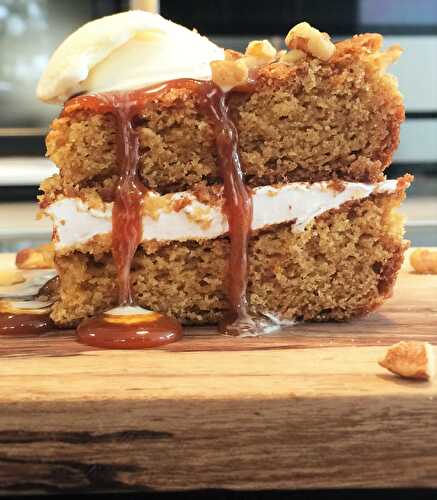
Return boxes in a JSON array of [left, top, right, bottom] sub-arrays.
[[64, 78, 268, 343]]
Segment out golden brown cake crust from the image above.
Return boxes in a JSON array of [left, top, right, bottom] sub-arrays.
[[41, 33, 404, 205], [50, 188, 408, 327]]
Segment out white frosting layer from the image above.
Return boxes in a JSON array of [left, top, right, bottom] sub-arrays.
[[46, 180, 399, 250], [37, 11, 224, 104]]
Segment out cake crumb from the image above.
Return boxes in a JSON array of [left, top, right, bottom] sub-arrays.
[[379, 341, 435, 381], [327, 179, 346, 193], [185, 205, 214, 230], [410, 248, 437, 274], [266, 189, 278, 197]]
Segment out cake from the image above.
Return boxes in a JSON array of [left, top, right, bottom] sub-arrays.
[[36, 12, 410, 338]]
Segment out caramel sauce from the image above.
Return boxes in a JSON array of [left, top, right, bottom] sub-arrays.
[[0, 272, 57, 336], [0, 296, 54, 336], [62, 77, 271, 341], [0, 310, 53, 336], [77, 310, 182, 349], [197, 84, 257, 334]]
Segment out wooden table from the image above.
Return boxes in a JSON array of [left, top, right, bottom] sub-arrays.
[[1, 251, 437, 494]]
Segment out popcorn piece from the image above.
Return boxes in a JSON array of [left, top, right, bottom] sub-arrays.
[[379, 341, 435, 381], [210, 59, 249, 92], [16, 243, 55, 270], [279, 49, 306, 65], [0, 269, 25, 286], [285, 22, 335, 61], [410, 248, 437, 274]]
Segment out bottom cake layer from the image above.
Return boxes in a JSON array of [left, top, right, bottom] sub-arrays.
[[51, 189, 408, 327]]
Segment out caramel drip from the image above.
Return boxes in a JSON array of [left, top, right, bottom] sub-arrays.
[[98, 93, 144, 305], [66, 91, 146, 305], [197, 85, 254, 334], [69, 86, 188, 348]]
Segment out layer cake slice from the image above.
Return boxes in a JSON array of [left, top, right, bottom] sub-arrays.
[[36, 12, 410, 334]]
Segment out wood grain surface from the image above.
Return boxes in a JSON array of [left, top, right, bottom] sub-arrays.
[[0, 251, 437, 494]]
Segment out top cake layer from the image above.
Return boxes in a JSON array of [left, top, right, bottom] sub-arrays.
[[40, 22, 404, 205]]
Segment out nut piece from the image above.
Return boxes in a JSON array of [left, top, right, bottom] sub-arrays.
[[241, 40, 277, 70], [0, 269, 25, 286], [212, 40, 277, 90], [285, 22, 335, 61], [245, 40, 277, 63], [279, 49, 306, 65], [410, 248, 437, 274], [379, 341, 435, 381], [224, 49, 242, 61], [210, 59, 249, 92], [16, 243, 55, 270]]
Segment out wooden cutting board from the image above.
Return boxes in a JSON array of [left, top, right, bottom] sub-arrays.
[[1, 249, 437, 494]]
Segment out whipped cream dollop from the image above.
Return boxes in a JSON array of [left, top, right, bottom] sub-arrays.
[[37, 11, 224, 104], [45, 180, 401, 250]]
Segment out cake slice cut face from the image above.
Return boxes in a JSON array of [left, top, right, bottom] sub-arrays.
[[34, 11, 410, 341]]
